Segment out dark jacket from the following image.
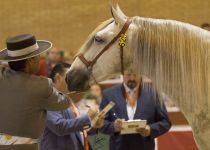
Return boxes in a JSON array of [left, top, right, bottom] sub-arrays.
[[100, 83, 171, 150]]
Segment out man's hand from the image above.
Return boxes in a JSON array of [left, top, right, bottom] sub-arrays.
[[87, 108, 99, 119], [87, 108, 105, 128], [114, 119, 125, 132], [136, 125, 151, 137], [92, 115, 105, 128]]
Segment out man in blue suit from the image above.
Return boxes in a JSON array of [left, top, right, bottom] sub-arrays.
[[40, 63, 104, 150], [100, 70, 171, 150]]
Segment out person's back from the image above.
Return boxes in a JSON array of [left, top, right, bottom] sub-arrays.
[[0, 34, 69, 150], [0, 67, 57, 138]]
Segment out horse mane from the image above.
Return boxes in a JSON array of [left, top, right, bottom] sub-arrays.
[[129, 17, 210, 114]]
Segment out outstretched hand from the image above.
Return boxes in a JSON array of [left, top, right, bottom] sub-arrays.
[[87, 108, 105, 128]]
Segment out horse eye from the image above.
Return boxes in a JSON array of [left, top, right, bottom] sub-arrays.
[[94, 36, 104, 43]]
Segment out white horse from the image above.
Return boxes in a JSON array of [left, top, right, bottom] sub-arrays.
[[66, 5, 210, 150]]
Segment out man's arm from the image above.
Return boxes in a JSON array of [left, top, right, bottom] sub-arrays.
[[99, 92, 115, 135], [46, 110, 91, 136], [44, 79, 69, 111], [149, 94, 172, 138]]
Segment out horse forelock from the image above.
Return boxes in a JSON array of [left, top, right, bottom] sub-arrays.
[[128, 17, 210, 115]]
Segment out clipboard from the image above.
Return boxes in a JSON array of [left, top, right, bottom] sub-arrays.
[[120, 119, 147, 134], [91, 101, 115, 126]]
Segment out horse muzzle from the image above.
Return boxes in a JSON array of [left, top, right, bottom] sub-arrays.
[[65, 69, 90, 92]]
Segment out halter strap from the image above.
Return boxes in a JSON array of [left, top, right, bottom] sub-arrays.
[[78, 18, 132, 71], [78, 54, 92, 70]]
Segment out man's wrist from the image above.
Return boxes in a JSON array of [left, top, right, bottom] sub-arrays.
[[145, 125, 151, 136]]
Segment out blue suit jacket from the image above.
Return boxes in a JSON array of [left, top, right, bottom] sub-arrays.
[[100, 83, 171, 150], [40, 105, 91, 150]]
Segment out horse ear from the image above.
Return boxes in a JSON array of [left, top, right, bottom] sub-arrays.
[[116, 4, 127, 19], [111, 6, 126, 25]]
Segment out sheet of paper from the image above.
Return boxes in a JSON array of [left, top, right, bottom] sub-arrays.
[[91, 101, 115, 126], [120, 119, 147, 134]]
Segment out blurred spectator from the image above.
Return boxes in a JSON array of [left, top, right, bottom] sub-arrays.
[[201, 23, 210, 31], [77, 84, 102, 115], [37, 56, 48, 76], [77, 93, 99, 115], [90, 84, 102, 104], [37, 47, 64, 77], [0, 61, 8, 68], [47, 47, 64, 76]]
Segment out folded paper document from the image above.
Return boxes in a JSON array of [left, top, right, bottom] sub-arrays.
[[120, 119, 147, 134], [91, 101, 115, 126]]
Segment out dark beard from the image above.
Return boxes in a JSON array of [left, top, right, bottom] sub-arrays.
[[126, 80, 137, 90]]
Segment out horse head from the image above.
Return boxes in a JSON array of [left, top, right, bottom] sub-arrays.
[[66, 5, 132, 91]]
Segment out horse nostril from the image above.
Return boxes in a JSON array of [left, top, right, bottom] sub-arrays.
[[65, 69, 90, 91]]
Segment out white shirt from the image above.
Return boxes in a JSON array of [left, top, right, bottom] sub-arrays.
[[123, 83, 139, 120]]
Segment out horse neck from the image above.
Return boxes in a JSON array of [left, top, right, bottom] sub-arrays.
[[129, 17, 210, 120]]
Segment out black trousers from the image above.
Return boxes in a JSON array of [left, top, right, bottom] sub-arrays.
[[109, 134, 155, 150]]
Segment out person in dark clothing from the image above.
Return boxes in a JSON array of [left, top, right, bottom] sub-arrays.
[[100, 71, 171, 150]]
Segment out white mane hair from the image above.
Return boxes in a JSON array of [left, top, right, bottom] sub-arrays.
[[128, 16, 210, 122]]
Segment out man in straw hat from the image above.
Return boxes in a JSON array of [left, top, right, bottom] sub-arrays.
[[100, 68, 171, 150], [0, 34, 102, 150]]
